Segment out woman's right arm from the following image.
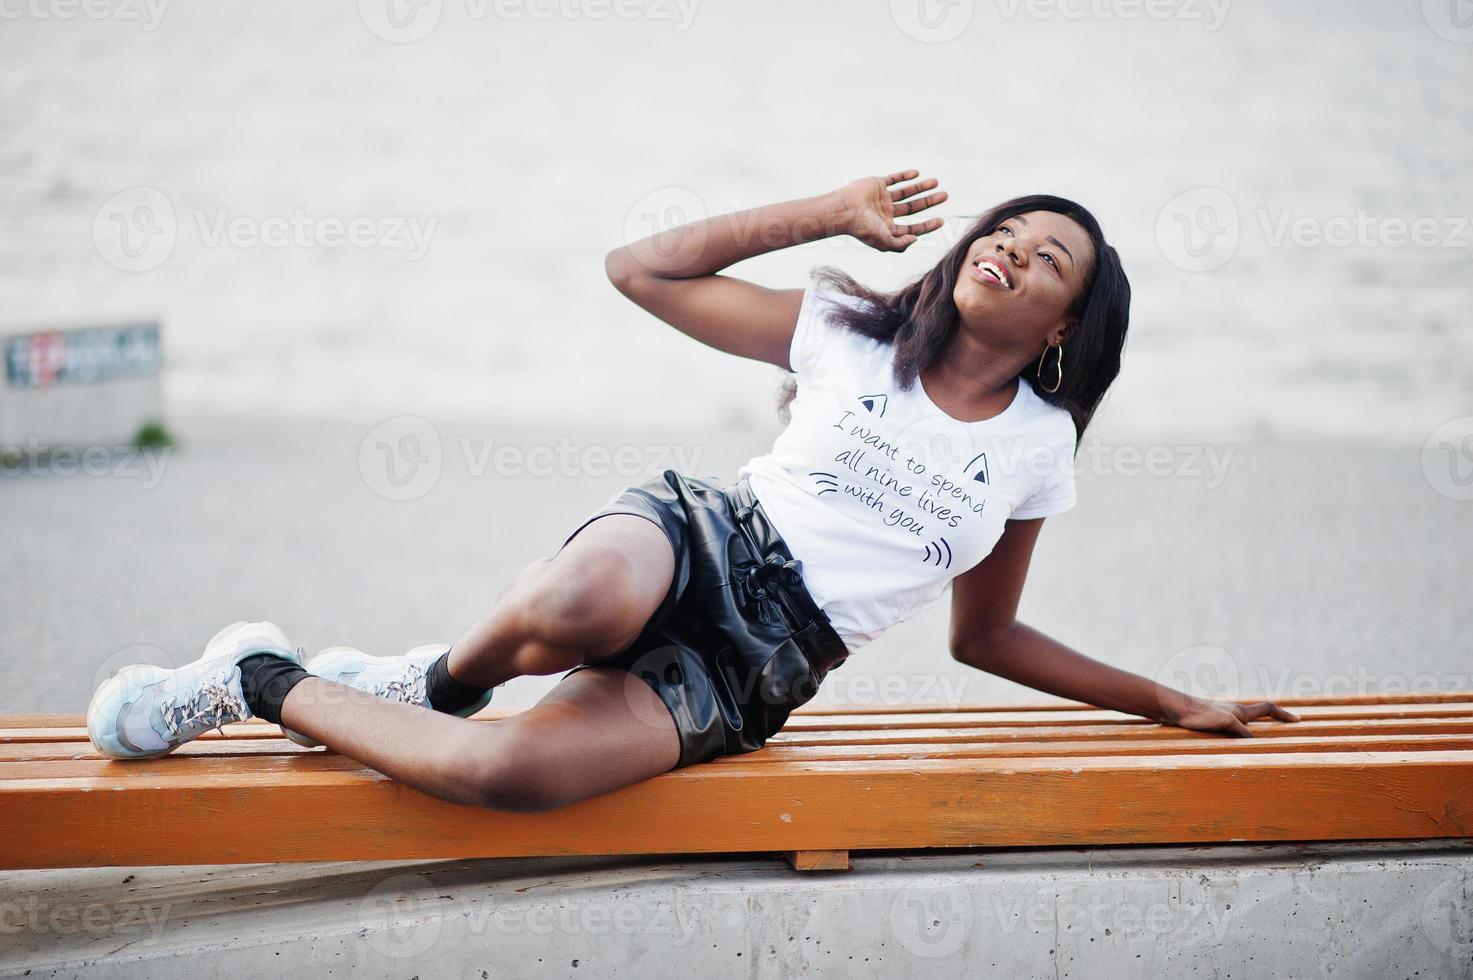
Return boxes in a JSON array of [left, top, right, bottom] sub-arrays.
[[604, 170, 948, 371]]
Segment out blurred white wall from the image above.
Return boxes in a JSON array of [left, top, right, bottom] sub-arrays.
[[2, 0, 1469, 445]]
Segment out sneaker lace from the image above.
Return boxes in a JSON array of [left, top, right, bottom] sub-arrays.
[[370, 662, 428, 705], [159, 668, 249, 739]]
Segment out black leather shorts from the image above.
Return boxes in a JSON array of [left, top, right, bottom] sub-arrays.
[[557, 469, 850, 769]]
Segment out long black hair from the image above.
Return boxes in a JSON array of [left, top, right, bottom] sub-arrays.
[[778, 194, 1131, 441]]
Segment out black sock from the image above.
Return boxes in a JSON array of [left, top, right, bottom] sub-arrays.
[[238, 652, 311, 725], [425, 649, 492, 714]]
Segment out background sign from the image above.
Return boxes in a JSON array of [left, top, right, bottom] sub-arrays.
[[5, 323, 161, 389]]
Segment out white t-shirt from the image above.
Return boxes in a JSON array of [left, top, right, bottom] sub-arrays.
[[737, 285, 1079, 653]]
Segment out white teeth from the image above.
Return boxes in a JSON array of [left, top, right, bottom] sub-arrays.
[[976, 258, 1010, 288]]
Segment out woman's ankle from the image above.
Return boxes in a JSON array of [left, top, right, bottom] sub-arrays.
[[425, 649, 493, 714]]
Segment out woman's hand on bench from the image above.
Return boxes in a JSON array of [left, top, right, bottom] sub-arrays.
[[1164, 697, 1302, 738]]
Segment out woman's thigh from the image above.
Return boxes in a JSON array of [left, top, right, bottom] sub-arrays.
[[492, 663, 683, 809]]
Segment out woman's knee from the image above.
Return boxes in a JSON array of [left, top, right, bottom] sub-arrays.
[[515, 546, 663, 653], [464, 726, 572, 812]]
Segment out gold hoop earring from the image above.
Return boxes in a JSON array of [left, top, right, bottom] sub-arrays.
[[1037, 342, 1064, 394]]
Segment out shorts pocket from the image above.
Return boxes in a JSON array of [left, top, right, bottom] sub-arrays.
[[707, 644, 747, 738]]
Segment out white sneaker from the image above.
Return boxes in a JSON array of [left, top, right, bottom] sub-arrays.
[[282, 644, 493, 749], [87, 621, 306, 760]]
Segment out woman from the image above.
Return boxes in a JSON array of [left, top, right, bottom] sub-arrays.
[[87, 170, 1300, 810]]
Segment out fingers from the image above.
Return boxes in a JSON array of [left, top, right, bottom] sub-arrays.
[[882, 169, 921, 186], [1247, 701, 1301, 723], [894, 189, 949, 217], [889, 176, 939, 202], [895, 217, 945, 237], [887, 218, 945, 250], [1269, 703, 1302, 722]]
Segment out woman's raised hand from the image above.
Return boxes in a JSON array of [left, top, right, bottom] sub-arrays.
[[836, 170, 950, 252]]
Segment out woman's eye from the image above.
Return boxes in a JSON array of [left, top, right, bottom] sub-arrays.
[[999, 225, 1013, 236], [1042, 253, 1058, 269]]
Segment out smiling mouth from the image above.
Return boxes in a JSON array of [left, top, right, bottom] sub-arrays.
[[973, 256, 1014, 290]]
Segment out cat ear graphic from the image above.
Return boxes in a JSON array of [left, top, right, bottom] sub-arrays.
[[857, 393, 888, 417], [964, 451, 989, 485]]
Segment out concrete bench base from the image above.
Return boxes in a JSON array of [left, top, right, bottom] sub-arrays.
[[3, 840, 1469, 978]]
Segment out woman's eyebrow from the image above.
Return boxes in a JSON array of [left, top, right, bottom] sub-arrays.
[[1046, 235, 1075, 268], [1010, 214, 1074, 269]]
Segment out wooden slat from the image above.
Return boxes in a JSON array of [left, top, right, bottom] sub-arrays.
[[766, 717, 1473, 747], [788, 690, 1473, 712], [6, 733, 1470, 777], [3, 691, 1469, 731], [777, 703, 1473, 731], [11, 710, 1473, 766], [10, 701, 1472, 746], [707, 733, 1473, 764]]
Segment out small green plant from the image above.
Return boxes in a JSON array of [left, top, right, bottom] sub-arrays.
[[134, 421, 175, 449]]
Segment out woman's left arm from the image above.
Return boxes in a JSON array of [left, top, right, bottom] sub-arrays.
[[949, 518, 1300, 737]]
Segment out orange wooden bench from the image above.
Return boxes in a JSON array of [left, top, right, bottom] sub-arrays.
[[4, 691, 1471, 873]]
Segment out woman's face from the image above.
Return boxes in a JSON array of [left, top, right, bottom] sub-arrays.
[[952, 210, 1095, 349]]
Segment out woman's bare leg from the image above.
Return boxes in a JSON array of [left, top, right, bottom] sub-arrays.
[[278, 666, 681, 810], [445, 513, 676, 688], [274, 510, 684, 809]]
